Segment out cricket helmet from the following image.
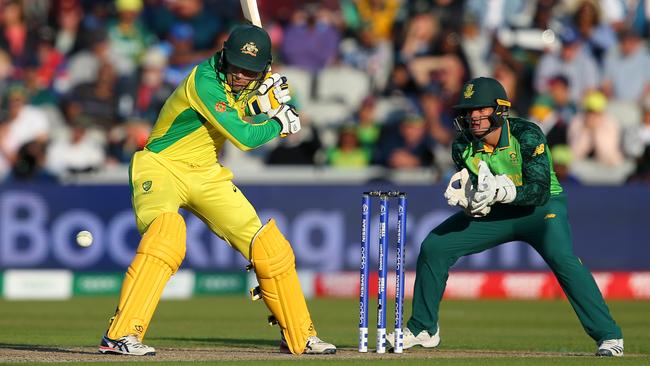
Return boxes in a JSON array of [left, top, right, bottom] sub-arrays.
[[453, 77, 511, 140], [222, 24, 272, 73]]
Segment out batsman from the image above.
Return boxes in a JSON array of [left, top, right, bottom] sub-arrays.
[[97, 24, 336, 356], [388, 77, 624, 357]]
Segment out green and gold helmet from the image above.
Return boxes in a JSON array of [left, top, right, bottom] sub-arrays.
[[223, 24, 272, 73], [217, 24, 272, 94], [453, 77, 511, 140]]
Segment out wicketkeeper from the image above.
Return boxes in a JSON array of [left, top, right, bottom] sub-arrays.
[[388, 77, 624, 357], [98, 24, 336, 356]]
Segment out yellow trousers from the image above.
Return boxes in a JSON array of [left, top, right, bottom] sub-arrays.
[[129, 149, 262, 259]]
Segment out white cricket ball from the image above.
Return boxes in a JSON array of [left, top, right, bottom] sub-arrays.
[[76, 230, 94, 247]]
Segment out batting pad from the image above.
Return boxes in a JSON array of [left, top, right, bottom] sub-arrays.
[[251, 219, 316, 355], [108, 212, 186, 340]]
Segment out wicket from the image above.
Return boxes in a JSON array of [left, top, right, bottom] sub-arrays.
[[359, 190, 407, 354]]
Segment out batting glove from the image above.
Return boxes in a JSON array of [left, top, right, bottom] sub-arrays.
[[247, 73, 291, 116], [271, 104, 301, 136]]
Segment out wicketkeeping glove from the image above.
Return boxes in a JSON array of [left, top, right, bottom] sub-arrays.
[[444, 168, 471, 208], [271, 104, 301, 136], [247, 73, 291, 116], [470, 160, 516, 215]]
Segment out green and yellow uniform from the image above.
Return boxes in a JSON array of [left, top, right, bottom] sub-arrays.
[[407, 117, 623, 344], [131, 52, 279, 257], [104, 25, 326, 356]]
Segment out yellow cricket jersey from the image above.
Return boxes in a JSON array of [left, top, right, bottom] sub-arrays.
[[144, 52, 280, 178]]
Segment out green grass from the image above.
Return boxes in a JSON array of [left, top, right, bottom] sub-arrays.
[[0, 297, 648, 365]]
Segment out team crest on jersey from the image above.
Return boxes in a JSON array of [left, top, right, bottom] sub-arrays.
[[463, 84, 475, 99], [533, 143, 545, 157], [509, 151, 518, 164], [142, 180, 152, 192], [215, 101, 227, 112], [241, 42, 258, 57]]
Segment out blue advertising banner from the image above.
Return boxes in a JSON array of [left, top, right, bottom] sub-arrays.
[[1, 183, 649, 271]]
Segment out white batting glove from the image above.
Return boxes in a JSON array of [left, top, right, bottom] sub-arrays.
[[444, 168, 471, 208], [247, 73, 291, 116], [271, 104, 301, 136]]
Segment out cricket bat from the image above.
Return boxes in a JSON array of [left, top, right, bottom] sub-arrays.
[[240, 0, 262, 27], [240, 0, 291, 136]]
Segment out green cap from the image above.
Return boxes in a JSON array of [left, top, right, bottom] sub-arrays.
[[454, 77, 509, 110], [224, 24, 272, 73]]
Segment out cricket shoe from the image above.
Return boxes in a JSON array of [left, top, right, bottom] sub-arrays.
[[387, 326, 440, 350], [98, 334, 156, 356], [280, 334, 337, 354], [596, 338, 624, 357]]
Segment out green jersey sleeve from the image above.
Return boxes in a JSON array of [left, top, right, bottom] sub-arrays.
[[187, 59, 281, 151], [510, 121, 550, 206], [451, 137, 478, 186]]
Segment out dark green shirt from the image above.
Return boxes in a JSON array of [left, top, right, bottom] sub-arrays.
[[451, 117, 563, 206]]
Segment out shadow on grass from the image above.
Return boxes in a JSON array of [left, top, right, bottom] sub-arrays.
[[0, 343, 96, 354], [154, 337, 278, 349]]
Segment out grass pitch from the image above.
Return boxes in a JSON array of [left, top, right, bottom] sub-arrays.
[[0, 296, 648, 365]]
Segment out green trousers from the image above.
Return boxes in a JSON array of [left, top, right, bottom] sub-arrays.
[[407, 194, 622, 343]]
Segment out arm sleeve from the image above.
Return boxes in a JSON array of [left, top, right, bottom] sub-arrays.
[[511, 126, 550, 206], [451, 137, 478, 186], [188, 71, 281, 151]]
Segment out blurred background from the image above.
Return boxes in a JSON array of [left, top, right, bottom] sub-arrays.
[[0, 0, 649, 301]]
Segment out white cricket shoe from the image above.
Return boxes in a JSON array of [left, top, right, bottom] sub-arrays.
[[98, 334, 156, 356], [387, 326, 440, 350], [280, 334, 337, 354], [596, 338, 624, 357]]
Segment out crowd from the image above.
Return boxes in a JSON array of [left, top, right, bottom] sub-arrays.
[[1, 0, 650, 184]]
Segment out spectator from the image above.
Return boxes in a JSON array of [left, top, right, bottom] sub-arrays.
[[106, 118, 150, 165], [551, 144, 581, 184], [0, 49, 14, 93], [624, 94, 650, 182], [326, 124, 370, 167], [375, 114, 434, 169], [144, 0, 222, 51], [418, 91, 453, 147], [281, 3, 340, 73], [384, 63, 419, 101], [9, 140, 56, 182], [571, 0, 617, 63], [535, 26, 600, 104], [52, 0, 88, 57], [602, 27, 650, 102], [398, 13, 438, 63], [163, 23, 207, 85], [354, 0, 400, 41], [130, 47, 174, 123], [339, 24, 393, 92], [568, 91, 624, 166], [266, 119, 322, 165], [0, 84, 51, 180], [65, 28, 112, 90], [107, 0, 156, 77], [0, 0, 38, 75], [353, 96, 380, 148], [66, 61, 122, 130], [45, 115, 106, 175], [528, 75, 576, 147]]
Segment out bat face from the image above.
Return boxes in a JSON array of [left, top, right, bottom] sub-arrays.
[[240, 0, 262, 27]]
